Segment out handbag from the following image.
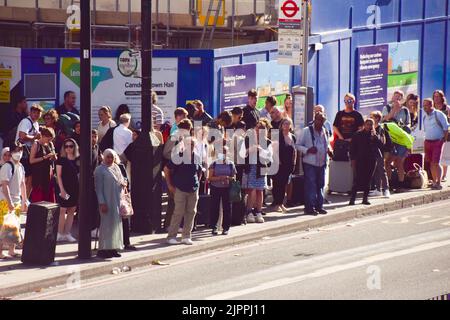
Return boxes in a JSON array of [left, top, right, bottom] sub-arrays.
[[229, 180, 242, 203], [0, 212, 22, 245], [332, 139, 350, 162], [119, 188, 134, 218], [406, 163, 428, 189]]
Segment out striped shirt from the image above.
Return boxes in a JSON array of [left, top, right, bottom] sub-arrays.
[[152, 104, 164, 130]]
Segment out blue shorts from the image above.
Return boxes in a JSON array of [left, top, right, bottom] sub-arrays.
[[391, 143, 409, 158]]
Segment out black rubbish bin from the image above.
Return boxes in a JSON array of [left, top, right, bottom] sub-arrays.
[[21, 202, 60, 266]]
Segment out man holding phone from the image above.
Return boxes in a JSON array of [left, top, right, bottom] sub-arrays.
[[297, 113, 332, 216]]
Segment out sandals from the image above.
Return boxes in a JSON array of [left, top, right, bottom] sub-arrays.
[[8, 253, 21, 258]]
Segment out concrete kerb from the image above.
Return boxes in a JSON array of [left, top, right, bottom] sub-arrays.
[[1, 189, 450, 298]]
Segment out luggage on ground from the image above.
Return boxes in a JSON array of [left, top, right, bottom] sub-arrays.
[[289, 175, 305, 206], [404, 153, 424, 173], [21, 202, 60, 265], [328, 160, 353, 194]]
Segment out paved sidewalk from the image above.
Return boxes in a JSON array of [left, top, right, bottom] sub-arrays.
[[1, 186, 450, 298]]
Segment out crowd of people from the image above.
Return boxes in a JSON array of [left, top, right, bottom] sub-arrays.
[[0, 86, 449, 259]]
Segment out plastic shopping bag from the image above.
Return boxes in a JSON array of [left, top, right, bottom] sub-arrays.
[[0, 212, 22, 245], [441, 142, 450, 166]]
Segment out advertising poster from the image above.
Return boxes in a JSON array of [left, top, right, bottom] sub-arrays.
[[356, 40, 419, 115], [220, 61, 291, 112], [59, 56, 178, 127], [221, 64, 256, 111], [0, 46, 21, 104]]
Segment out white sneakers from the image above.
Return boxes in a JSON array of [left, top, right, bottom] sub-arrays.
[[369, 190, 383, 197], [57, 233, 65, 242], [247, 212, 265, 223], [369, 190, 391, 198], [255, 213, 265, 223], [181, 238, 194, 245], [167, 238, 180, 245], [57, 233, 77, 243], [66, 234, 77, 243], [167, 238, 194, 245]]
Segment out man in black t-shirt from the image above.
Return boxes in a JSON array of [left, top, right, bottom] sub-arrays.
[[242, 89, 260, 130], [333, 93, 364, 141], [56, 91, 80, 116]]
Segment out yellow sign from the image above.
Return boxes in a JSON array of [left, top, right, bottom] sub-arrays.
[[197, 0, 226, 26], [0, 79, 10, 103], [0, 68, 12, 79]]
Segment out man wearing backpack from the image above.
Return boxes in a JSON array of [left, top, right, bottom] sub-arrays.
[[423, 98, 450, 190], [15, 103, 43, 197], [297, 112, 332, 216]]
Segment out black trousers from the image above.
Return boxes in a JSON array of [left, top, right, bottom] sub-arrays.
[[272, 169, 291, 206], [350, 160, 376, 201], [210, 186, 231, 231], [122, 218, 131, 246]]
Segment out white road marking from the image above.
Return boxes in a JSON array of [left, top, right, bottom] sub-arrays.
[[20, 202, 450, 300], [206, 238, 450, 300], [417, 217, 450, 225]]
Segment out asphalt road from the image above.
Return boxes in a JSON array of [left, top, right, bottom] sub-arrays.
[[17, 200, 450, 300]]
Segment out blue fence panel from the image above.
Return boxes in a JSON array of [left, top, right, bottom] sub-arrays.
[[426, 0, 447, 18], [401, 0, 425, 21], [422, 21, 447, 98]]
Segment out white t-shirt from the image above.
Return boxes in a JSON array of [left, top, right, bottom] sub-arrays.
[[113, 124, 133, 155], [97, 119, 117, 143], [15, 117, 40, 148], [0, 162, 25, 204]]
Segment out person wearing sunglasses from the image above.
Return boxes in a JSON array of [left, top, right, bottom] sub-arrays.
[[332, 93, 364, 143], [55, 138, 80, 243]]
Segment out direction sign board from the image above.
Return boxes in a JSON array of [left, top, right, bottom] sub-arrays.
[[278, 0, 303, 65]]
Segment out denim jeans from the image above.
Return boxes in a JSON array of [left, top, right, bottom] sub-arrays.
[[303, 163, 326, 211]]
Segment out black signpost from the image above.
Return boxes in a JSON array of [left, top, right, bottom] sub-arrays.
[[78, 0, 92, 259]]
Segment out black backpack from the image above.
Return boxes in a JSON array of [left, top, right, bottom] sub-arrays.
[[4, 117, 34, 151], [99, 125, 118, 152]]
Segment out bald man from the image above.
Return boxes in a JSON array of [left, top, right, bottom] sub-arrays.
[[308, 105, 333, 137]]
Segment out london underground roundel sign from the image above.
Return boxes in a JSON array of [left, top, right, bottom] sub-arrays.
[[280, 0, 300, 18]]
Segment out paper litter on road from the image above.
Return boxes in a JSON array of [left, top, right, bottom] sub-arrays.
[[111, 267, 121, 275], [346, 223, 355, 227], [151, 260, 170, 266]]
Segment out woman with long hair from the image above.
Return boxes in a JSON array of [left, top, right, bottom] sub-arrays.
[[29, 127, 57, 203], [97, 106, 116, 143], [404, 93, 420, 131], [56, 138, 80, 242], [94, 149, 126, 258], [271, 118, 296, 212], [43, 109, 66, 153]]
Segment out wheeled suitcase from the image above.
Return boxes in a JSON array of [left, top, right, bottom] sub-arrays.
[[21, 202, 60, 266], [327, 160, 354, 194], [195, 183, 211, 228], [289, 175, 305, 206], [405, 153, 424, 172], [231, 199, 246, 226]]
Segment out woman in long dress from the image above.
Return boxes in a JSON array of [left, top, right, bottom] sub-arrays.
[[94, 149, 126, 259]]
